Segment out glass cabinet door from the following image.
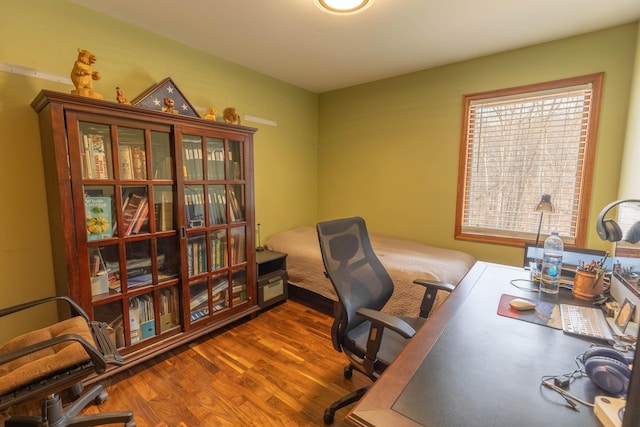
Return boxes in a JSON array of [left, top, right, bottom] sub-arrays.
[[78, 118, 180, 351], [181, 131, 253, 326]]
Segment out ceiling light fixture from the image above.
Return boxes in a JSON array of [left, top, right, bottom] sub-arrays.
[[315, 0, 372, 15]]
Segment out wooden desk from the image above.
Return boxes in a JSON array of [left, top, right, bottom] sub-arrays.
[[345, 262, 609, 426]]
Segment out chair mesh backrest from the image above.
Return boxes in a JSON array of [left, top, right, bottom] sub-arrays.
[[317, 217, 394, 332]]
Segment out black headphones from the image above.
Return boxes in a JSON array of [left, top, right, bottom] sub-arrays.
[[581, 347, 632, 395], [596, 199, 640, 242]]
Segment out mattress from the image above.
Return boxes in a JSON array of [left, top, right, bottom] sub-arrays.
[[265, 226, 476, 317]]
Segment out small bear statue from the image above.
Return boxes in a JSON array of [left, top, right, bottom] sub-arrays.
[[223, 107, 240, 124], [70, 48, 103, 99], [203, 107, 217, 121]]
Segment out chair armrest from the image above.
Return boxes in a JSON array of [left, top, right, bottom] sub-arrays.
[[0, 296, 89, 321], [356, 308, 416, 339], [413, 279, 455, 293], [356, 307, 417, 375], [413, 279, 455, 319]]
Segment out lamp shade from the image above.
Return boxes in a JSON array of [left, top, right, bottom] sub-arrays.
[[534, 194, 555, 213]]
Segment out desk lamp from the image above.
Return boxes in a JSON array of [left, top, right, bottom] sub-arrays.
[[530, 194, 555, 280], [534, 194, 555, 248]]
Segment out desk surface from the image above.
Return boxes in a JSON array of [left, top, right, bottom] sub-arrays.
[[345, 262, 616, 427]]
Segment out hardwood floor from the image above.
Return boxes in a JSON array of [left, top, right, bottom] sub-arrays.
[[7, 300, 369, 426]]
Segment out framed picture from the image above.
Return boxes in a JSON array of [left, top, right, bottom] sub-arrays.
[[615, 297, 635, 333], [132, 77, 199, 117]]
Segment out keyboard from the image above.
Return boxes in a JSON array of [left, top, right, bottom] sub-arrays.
[[560, 304, 614, 342]]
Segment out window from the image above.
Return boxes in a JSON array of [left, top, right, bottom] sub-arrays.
[[455, 73, 603, 247]]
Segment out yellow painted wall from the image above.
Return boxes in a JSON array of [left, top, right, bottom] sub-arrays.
[[619, 26, 640, 200], [318, 23, 638, 267], [0, 0, 318, 341]]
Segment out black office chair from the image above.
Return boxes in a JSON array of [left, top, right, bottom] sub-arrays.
[[0, 296, 135, 426], [317, 217, 454, 424]]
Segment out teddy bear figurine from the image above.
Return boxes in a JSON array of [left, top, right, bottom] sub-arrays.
[[162, 97, 179, 114], [115, 86, 131, 105], [203, 107, 217, 121], [70, 48, 103, 99], [223, 107, 240, 124]]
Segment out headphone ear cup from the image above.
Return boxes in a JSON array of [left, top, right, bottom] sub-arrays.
[[584, 356, 631, 395], [603, 219, 623, 242], [583, 347, 628, 364]]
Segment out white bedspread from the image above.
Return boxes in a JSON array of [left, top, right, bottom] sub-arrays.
[[265, 226, 476, 317]]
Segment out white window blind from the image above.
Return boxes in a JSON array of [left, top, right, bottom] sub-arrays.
[[456, 74, 603, 246]]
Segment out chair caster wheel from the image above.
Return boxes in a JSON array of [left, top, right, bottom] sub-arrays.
[[343, 366, 353, 379], [323, 408, 335, 424], [94, 391, 109, 405], [125, 420, 137, 427]]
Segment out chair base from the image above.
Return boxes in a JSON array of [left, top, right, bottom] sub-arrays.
[[6, 383, 135, 427], [323, 386, 369, 424]]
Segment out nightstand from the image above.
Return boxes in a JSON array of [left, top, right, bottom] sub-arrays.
[[256, 250, 288, 309]]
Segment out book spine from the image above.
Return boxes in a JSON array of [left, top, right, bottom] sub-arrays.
[[119, 145, 133, 180], [88, 134, 109, 179], [82, 135, 94, 179], [131, 146, 146, 180]]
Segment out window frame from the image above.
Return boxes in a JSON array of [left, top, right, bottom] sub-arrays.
[[455, 73, 604, 248]]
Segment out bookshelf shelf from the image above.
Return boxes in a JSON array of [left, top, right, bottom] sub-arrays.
[[32, 90, 258, 368]]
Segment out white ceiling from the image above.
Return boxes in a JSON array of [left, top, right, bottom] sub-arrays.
[[71, 0, 640, 93]]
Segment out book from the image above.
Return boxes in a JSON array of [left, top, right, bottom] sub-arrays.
[[118, 145, 133, 180], [132, 200, 149, 234], [131, 145, 147, 180], [84, 134, 109, 179], [190, 288, 210, 311], [157, 191, 174, 231], [129, 306, 141, 344], [121, 193, 147, 235], [85, 196, 113, 241]]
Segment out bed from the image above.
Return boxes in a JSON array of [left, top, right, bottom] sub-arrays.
[[264, 226, 476, 317]]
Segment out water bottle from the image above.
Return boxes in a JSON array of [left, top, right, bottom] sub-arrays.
[[541, 232, 563, 294]]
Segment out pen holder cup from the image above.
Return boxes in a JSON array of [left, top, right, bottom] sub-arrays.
[[572, 269, 604, 300]]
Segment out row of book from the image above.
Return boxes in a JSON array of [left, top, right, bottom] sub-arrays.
[[187, 232, 246, 277], [189, 280, 230, 321], [187, 237, 208, 277], [228, 149, 242, 180], [159, 287, 180, 332], [82, 133, 109, 180], [129, 294, 155, 343], [207, 146, 225, 180], [103, 254, 168, 292], [183, 142, 204, 180], [85, 191, 174, 241], [81, 134, 242, 182], [118, 144, 147, 180], [231, 282, 247, 304], [229, 233, 246, 266], [209, 187, 228, 224], [184, 187, 244, 227], [121, 193, 149, 236]]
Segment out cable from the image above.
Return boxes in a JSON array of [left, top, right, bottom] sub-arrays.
[[542, 380, 594, 408], [510, 278, 539, 292]]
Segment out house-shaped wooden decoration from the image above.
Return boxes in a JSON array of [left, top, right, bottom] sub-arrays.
[[132, 77, 200, 117]]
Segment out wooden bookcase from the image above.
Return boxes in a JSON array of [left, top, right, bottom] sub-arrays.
[[31, 90, 258, 367]]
